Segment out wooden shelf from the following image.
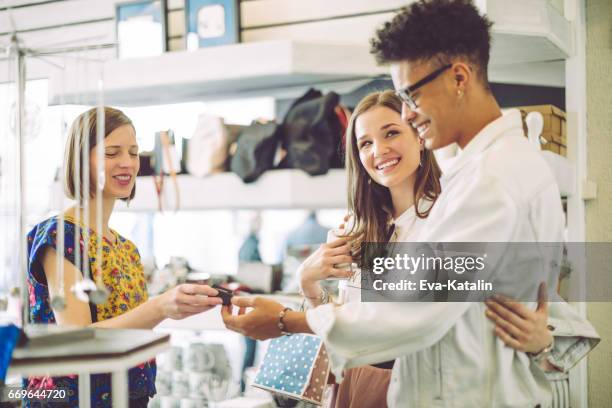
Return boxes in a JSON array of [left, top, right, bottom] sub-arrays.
[[49, 169, 348, 212], [48, 41, 385, 106], [485, 0, 572, 62], [48, 0, 573, 106], [49, 153, 572, 212], [473, 0, 572, 86]]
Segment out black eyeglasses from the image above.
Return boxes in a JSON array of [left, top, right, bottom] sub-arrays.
[[395, 64, 452, 110]]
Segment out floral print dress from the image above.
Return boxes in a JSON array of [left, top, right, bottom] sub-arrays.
[[25, 215, 156, 407]]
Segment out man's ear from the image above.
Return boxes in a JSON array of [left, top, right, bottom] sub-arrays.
[[452, 62, 471, 93]]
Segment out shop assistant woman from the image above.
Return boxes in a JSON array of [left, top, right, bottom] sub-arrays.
[[26, 107, 223, 407]]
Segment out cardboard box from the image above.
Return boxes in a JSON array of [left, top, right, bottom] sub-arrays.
[[540, 131, 567, 146], [561, 118, 567, 138], [543, 141, 561, 154], [521, 104, 565, 133], [515, 104, 567, 157]]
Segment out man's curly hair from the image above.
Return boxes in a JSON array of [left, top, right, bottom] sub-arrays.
[[371, 0, 493, 85]]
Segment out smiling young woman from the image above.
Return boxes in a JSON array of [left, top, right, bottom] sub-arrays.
[[344, 90, 441, 244], [25, 107, 222, 407], [296, 91, 443, 408]]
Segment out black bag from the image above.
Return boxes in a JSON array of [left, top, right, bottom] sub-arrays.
[[138, 152, 155, 176], [279, 89, 344, 176], [230, 121, 281, 183]]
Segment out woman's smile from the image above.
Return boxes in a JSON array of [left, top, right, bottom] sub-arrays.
[[375, 157, 402, 174]]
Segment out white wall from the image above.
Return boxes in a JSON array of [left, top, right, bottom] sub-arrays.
[[0, 0, 407, 82], [585, 0, 612, 406]]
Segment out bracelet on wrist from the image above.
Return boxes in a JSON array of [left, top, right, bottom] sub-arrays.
[[278, 307, 293, 336], [528, 338, 554, 363]]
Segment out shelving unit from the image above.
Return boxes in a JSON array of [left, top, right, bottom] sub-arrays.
[[484, 0, 571, 86], [484, 0, 572, 61], [49, 169, 347, 211], [48, 156, 574, 212], [47, 0, 573, 106], [48, 41, 386, 106]]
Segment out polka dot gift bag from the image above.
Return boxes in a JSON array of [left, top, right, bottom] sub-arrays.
[[252, 333, 330, 405]]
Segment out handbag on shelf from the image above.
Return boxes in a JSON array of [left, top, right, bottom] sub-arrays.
[[138, 151, 155, 176], [279, 88, 346, 176], [230, 120, 282, 183], [185, 114, 234, 177], [252, 333, 331, 406]]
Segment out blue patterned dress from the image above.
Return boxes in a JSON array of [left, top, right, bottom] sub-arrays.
[[25, 215, 156, 407]]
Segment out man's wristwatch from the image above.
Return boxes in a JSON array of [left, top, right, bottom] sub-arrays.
[[278, 307, 293, 336], [528, 338, 554, 364]]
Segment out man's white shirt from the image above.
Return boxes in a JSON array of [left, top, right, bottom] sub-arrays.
[[306, 110, 568, 407]]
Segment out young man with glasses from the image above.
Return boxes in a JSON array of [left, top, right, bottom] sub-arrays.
[[223, 1, 598, 406]]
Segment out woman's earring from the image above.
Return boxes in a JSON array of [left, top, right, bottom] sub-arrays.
[[126, 198, 131, 208], [457, 90, 464, 98], [367, 178, 372, 185]]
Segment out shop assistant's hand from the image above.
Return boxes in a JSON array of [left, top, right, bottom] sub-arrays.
[[485, 282, 553, 354], [154, 283, 223, 320]]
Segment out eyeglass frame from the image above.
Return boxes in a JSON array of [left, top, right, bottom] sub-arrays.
[[395, 63, 453, 110]]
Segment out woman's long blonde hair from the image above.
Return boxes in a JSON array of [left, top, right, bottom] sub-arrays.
[[343, 90, 441, 251]]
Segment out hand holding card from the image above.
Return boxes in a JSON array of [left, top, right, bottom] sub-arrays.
[[211, 284, 234, 306]]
